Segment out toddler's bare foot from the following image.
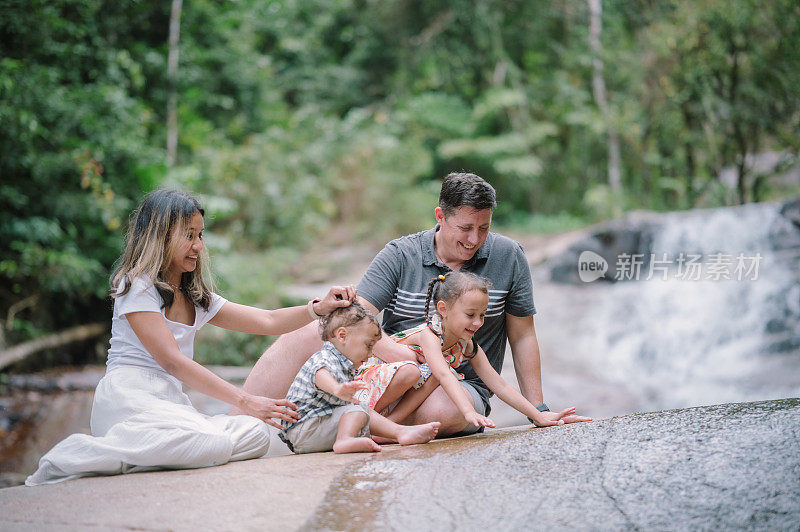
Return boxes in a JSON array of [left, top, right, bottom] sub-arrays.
[[333, 437, 382, 454], [371, 435, 393, 444], [397, 422, 441, 445]]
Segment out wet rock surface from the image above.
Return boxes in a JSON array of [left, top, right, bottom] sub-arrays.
[[304, 398, 800, 531], [545, 211, 662, 284], [1, 399, 798, 530]]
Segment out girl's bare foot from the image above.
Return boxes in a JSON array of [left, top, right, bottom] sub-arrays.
[[396, 422, 441, 445], [333, 437, 382, 454]]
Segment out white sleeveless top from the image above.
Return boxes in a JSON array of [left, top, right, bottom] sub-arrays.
[[106, 276, 227, 381]]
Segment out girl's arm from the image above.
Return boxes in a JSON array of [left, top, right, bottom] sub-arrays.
[[126, 311, 301, 429], [208, 285, 356, 334], [416, 331, 494, 428], [367, 330, 421, 364], [468, 344, 575, 427]]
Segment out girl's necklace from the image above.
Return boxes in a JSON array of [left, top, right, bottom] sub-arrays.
[[440, 331, 459, 353]]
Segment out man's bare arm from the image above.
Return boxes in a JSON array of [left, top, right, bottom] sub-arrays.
[[506, 313, 592, 424], [505, 313, 544, 407], [357, 296, 419, 363]]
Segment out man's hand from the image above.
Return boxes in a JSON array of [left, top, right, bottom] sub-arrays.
[[530, 407, 592, 427], [559, 414, 593, 424]]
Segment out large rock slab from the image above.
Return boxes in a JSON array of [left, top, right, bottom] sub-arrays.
[[1, 398, 798, 531], [0, 450, 366, 531], [305, 398, 800, 530]]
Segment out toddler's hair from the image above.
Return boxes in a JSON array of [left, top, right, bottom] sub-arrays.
[[319, 301, 382, 341], [424, 271, 493, 325]]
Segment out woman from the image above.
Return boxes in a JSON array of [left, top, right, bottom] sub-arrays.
[[26, 189, 355, 485]]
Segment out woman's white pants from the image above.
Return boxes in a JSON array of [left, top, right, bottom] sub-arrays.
[[26, 366, 270, 486]]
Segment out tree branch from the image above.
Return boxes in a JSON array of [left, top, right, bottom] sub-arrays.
[[0, 323, 107, 371]]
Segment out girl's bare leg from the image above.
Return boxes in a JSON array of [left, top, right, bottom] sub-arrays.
[[368, 409, 440, 446], [333, 411, 380, 454], [373, 364, 421, 413], [386, 375, 440, 424]]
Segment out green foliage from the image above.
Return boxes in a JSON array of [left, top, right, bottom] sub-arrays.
[[496, 211, 589, 235], [193, 247, 299, 366], [2, 0, 799, 368], [0, 1, 165, 347], [405, 93, 473, 137]]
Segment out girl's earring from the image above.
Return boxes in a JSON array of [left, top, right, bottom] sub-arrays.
[[430, 312, 443, 336]]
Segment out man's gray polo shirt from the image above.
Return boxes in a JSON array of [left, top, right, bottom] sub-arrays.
[[357, 226, 536, 411]]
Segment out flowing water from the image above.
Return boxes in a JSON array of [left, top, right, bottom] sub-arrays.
[[510, 201, 800, 421]]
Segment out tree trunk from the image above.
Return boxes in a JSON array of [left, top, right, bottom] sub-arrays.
[[727, 38, 748, 205], [589, 0, 622, 201], [166, 0, 182, 168], [681, 105, 697, 207], [0, 323, 107, 370]]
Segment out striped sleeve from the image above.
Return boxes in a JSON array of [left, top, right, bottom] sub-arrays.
[[357, 242, 402, 312]]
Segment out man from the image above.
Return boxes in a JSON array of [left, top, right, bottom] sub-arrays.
[[234, 172, 590, 434]]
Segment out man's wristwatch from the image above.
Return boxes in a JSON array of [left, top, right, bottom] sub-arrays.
[[527, 403, 550, 424]]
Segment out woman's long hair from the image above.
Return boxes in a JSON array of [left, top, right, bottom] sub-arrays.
[[110, 189, 214, 310]]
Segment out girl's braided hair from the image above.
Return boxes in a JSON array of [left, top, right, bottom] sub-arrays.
[[423, 271, 493, 328], [319, 300, 382, 341]]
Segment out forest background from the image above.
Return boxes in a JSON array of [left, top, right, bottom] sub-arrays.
[[1, 0, 799, 370]]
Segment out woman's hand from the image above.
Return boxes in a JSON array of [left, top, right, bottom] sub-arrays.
[[464, 411, 496, 429], [240, 394, 301, 429], [530, 407, 578, 427], [313, 285, 357, 315]]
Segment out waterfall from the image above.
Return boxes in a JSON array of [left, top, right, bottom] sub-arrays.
[[538, 201, 800, 415]]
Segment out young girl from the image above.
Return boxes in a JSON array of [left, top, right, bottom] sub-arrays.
[[280, 302, 440, 454], [26, 189, 354, 485], [355, 271, 576, 430]]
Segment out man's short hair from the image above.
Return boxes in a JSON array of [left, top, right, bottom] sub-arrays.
[[438, 172, 497, 217]]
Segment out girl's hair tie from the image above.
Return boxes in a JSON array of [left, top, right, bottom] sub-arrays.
[[438, 274, 446, 281]]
